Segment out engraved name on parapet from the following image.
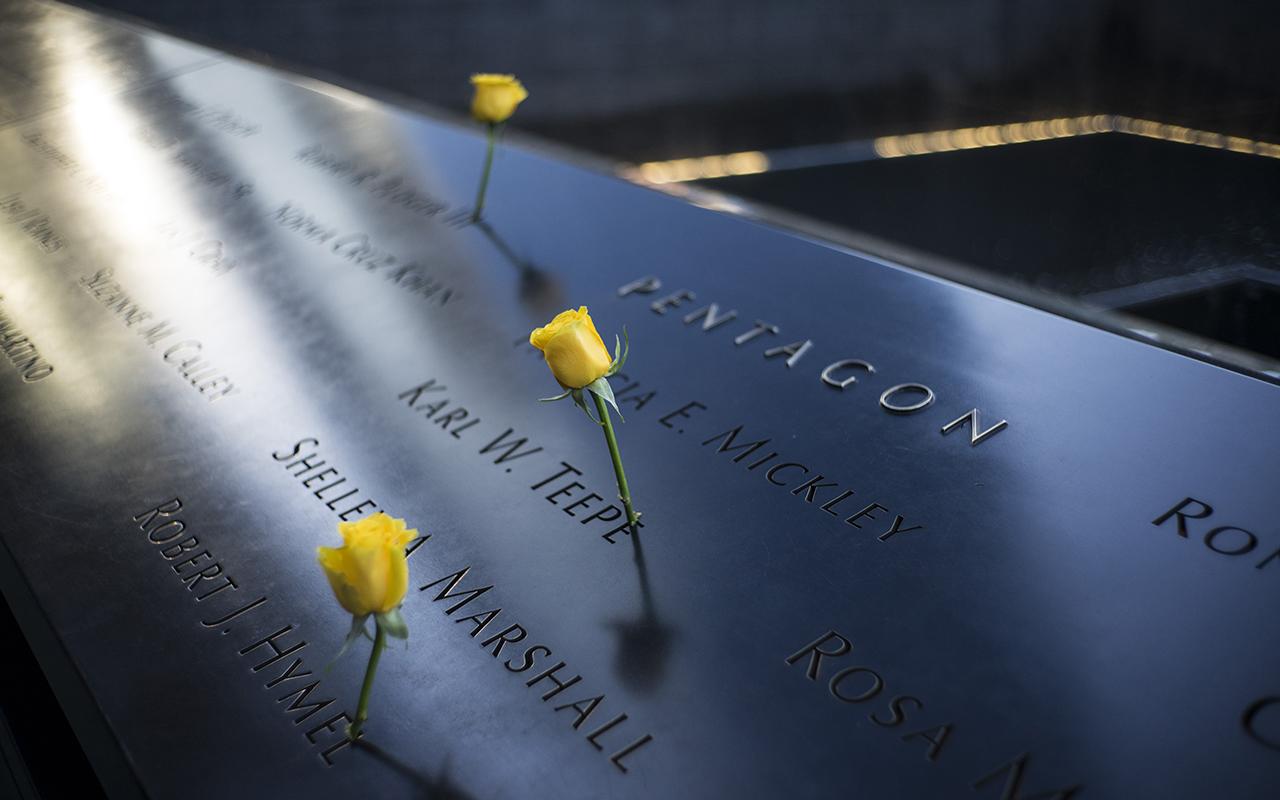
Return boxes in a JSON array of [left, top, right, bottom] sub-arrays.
[[621, 276, 1009, 446]]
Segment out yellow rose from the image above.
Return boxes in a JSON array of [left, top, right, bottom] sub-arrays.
[[530, 306, 614, 389], [317, 512, 417, 617], [470, 74, 528, 123]]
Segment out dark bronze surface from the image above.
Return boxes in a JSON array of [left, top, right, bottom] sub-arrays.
[[0, 1, 1277, 797]]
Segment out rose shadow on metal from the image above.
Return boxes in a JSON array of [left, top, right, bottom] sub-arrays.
[[608, 526, 675, 694], [471, 219, 565, 314], [353, 740, 477, 800]]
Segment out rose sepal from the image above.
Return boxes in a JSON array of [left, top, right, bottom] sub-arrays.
[[540, 384, 609, 425], [585, 376, 623, 421], [539, 388, 573, 403], [376, 607, 409, 640], [604, 328, 629, 377], [570, 388, 601, 424], [329, 613, 372, 667]]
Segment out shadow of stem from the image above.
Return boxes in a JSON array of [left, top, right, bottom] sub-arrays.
[[353, 739, 477, 800], [610, 524, 676, 694]]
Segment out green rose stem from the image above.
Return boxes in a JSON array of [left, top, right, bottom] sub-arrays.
[[348, 622, 387, 741], [471, 122, 498, 223], [592, 393, 640, 535]]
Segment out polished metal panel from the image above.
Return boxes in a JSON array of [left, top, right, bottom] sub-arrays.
[[1, 1, 1278, 797]]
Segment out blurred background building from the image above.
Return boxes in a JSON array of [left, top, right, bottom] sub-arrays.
[[77, 0, 1280, 377]]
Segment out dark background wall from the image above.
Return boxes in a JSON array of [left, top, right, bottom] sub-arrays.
[[78, 0, 1280, 162]]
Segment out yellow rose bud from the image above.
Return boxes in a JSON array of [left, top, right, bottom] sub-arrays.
[[530, 306, 614, 389], [470, 73, 528, 123], [316, 512, 417, 617]]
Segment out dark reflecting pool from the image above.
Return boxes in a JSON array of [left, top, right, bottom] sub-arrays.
[[702, 131, 1280, 376]]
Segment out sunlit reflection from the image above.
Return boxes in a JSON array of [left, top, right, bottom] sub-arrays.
[[56, 20, 179, 242], [876, 114, 1280, 160], [627, 150, 770, 184], [874, 115, 1114, 157], [14, 13, 199, 414], [1111, 116, 1280, 158], [627, 113, 1280, 187]]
